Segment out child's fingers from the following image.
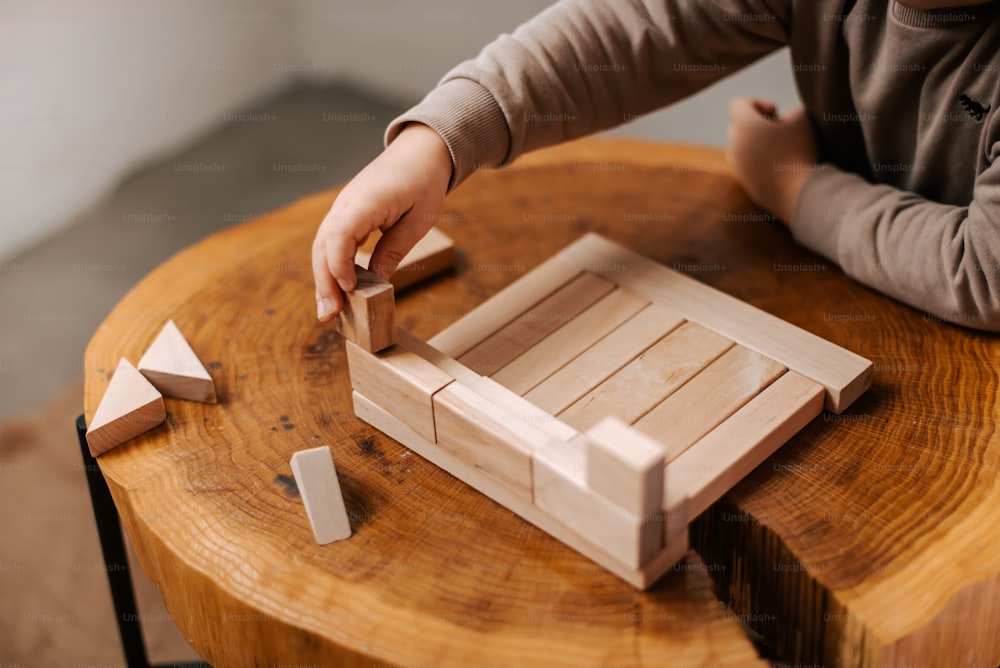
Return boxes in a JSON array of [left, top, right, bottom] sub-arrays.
[[312, 240, 344, 322], [368, 207, 434, 282]]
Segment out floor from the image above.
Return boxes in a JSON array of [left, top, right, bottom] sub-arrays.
[[0, 84, 407, 666], [0, 83, 407, 426]]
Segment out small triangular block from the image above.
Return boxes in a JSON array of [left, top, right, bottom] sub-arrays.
[[86, 358, 166, 457], [138, 320, 217, 403], [290, 446, 352, 545]]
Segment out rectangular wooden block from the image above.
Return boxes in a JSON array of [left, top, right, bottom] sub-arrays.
[[524, 304, 685, 415], [458, 272, 615, 375], [533, 437, 662, 569], [635, 345, 787, 462], [429, 256, 582, 358], [337, 265, 395, 353], [290, 446, 352, 545], [559, 321, 734, 430], [666, 371, 824, 517], [584, 417, 665, 517], [394, 328, 481, 385], [356, 227, 455, 290], [433, 382, 551, 501], [345, 340, 453, 443], [490, 287, 650, 395], [556, 233, 872, 412]]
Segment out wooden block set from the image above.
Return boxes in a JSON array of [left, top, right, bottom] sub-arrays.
[[342, 233, 872, 588]]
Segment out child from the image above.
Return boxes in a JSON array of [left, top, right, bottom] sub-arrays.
[[312, 0, 1000, 331]]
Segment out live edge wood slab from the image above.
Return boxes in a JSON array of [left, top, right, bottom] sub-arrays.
[[83, 139, 1000, 668]]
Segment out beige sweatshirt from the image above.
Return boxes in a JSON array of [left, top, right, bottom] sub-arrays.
[[387, 0, 1000, 331]]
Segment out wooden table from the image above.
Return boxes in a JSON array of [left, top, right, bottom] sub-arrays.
[[84, 139, 1000, 667]]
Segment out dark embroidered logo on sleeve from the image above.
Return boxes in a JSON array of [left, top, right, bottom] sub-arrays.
[[958, 94, 991, 122]]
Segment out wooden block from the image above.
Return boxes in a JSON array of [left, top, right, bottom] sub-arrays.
[[356, 227, 455, 290], [468, 376, 577, 443], [137, 319, 217, 403], [559, 322, 733, 430], [533, 436, 662, 569], [458, 272, 615, 375], [583, 417, 665, 517], [490, 287, 649, 395], [524, 304, 685, 415], [86, 358, 166, 457], [429, 255, 582, 358], [665, 371, 824, 518], [345, 340, 452, 443], [337, 266, 395, 353], [290, 446, 351, 544], [635, 346, 787, 462], [353, 391, 685, 588], [432, 382, 550, 501], [557, 233, 873, 412]]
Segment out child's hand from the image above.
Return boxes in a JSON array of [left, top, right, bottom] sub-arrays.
[[726, 98, 819, 224], [312, 123, 453, 321]]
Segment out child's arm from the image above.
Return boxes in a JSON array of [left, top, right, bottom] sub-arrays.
[[728, 98, 1000, 331], [314, 0, 794, 319]]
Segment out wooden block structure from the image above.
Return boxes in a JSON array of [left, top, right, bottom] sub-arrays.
[[138, 319, 217, 403], [290, 446, 352, 545], [355, 227, 455, 290], [337, 266, 396, 353], [344, 233, 872, 588], [86, 358, 166, 457]]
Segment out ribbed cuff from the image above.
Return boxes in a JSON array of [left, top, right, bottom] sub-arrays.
[[891, 1, 987, 27], [789, 165, 851, 265], [385, 79, 511, 192]]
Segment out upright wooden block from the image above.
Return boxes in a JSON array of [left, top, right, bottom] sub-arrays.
[[433, 382, 550, 501], [86, 358, 166, 457], [290, 446, 352, 545], [345, 340, 453, 443], [356, 227, 455, 290], [338, 266, 395, 353], [138, 320, 217, 403], [584, 417, 665, 518], [533, 436, 662, 569]]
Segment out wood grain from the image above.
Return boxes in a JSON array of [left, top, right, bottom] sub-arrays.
[[84, 138, 999, 667]]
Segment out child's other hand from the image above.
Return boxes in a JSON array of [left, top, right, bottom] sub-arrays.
[[726, 97, 819, 224], [312, 123, 452, 322]]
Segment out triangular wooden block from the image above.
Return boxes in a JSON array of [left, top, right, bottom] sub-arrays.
[[138, 320, 217, 403], [86, 358, 166, 457], [290, 446, 352, 545]]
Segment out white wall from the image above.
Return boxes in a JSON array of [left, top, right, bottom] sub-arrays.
[[0, 0, 294, 262], [0, 0, 799, 262]]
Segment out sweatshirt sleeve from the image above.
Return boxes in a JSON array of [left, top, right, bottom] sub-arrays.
[[387, 0, 792, 189], [791, 154, 1000, 331]]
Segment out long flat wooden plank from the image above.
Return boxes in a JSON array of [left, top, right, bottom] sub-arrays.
[[666, 372, 824, 517], [524, 304, 685, 415], [433, 382, 550, 501], [491, 287, 649, 395], [353, 392, 690, 588], [468, 376, 577, 443], [558, 322, 734, 431], [555, 233, 872, 413], [458, 272, 615, 375], [634, 346, 786, 461], [428, 256, 582, 358]]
